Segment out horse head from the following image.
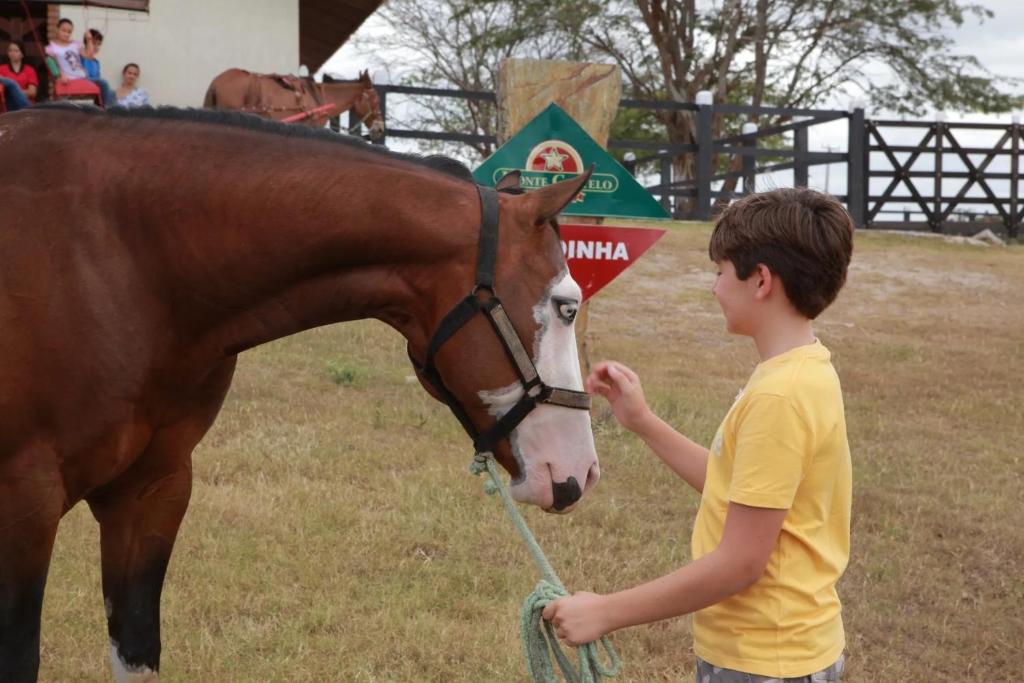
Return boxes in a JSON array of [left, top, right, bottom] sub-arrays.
[[409, 170, 597, 513], [354, 70, 384, 140]]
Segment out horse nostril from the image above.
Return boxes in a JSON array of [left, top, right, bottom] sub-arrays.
[[551, 476, 582, 511], [584, 462, 599, 492]]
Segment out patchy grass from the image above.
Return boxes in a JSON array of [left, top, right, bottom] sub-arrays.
[[39, 224, 1023, 682], [326, 359, 366, 386]]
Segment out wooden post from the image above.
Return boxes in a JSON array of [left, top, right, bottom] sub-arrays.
[[933, 121, 944, 232], [496, 59, 621, 375], [1011, 120, 1020, 239], [742, 123, 757, 195], [496, 59, 620, 145], [696, 103, 714, 221], [846, 108, 867, 228], [374, 87, 387, 146], [794, 124, 809, 187]]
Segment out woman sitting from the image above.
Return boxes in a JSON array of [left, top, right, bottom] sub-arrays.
[[0, 40, 38, 111], [116, 63, 150, 108]]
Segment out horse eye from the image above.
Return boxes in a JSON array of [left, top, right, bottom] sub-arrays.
[[552, 297, 578, 324]]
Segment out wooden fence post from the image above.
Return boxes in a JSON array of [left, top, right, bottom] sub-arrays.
[[742, 122, 757, 195], [374, 87, 387, 146], [695, 92, 714, 221], [660, 156, 672, 214], [1011, 117, 1020, 239], [794, 123, 809, 187], [846, 107, 867, 228]]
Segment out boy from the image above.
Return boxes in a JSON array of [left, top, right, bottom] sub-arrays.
[[543, 188, 855, 682], [82, 28, 105, 79]]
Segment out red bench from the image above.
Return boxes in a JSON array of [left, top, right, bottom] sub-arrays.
[[46, 57, 103, 107], [55, 78, 103, 106]]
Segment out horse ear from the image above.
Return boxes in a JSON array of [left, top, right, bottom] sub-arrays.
[[495, 170, 521, 191], [528, 165, 593, 226]]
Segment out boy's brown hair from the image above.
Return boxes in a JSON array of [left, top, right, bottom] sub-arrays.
[[708, 188, 855, 319]]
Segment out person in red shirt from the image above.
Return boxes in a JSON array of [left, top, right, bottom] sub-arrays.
[[1, 41, 38, 111]]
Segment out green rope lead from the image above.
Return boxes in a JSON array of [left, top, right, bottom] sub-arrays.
[[470, 453, 621, 683]]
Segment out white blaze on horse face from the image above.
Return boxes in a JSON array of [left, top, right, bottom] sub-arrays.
[[477, 269, 598, 510], [109, 641, 159, 682]]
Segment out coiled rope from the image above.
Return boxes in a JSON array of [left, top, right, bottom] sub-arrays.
[[469, 452, 621, 683]]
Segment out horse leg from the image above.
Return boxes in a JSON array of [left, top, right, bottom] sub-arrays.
[[0, 444, 64, 683], [87, 362, 235, 682], [87, 438, 191, 683]]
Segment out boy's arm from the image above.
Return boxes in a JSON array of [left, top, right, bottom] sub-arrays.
[[543, 502, 787, 646], [587, 361, 709, 493], [631, 410, 709, 493]]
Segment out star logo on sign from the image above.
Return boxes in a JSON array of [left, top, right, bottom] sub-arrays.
[[540, 147, 569, 171]]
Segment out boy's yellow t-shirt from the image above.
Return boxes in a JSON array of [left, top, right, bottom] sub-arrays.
[[692, 340, 851, 678]]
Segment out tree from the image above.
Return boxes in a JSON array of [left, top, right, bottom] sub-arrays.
[[566, 0, 1022, 205], [355, 0, 590, 159], [358, 0, 1020, 196]]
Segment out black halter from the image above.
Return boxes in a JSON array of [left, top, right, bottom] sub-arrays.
[[410, 185, 592, 455]]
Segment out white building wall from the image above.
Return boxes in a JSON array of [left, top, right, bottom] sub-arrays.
[[58, 0, 299, 107]]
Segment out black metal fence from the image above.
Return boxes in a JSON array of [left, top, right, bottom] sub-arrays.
[[866, 119, 1020, 238], [346, 84, 1020, 238]]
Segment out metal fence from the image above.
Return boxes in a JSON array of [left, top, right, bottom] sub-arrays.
[[343, 84, 1020, 237], [865, 119, 1020, 238]]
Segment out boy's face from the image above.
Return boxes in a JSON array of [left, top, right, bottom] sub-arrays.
[[712, 259, 761, 336]]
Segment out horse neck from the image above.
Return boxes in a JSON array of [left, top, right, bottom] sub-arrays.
[[141, 138, 480, 356], [322, 82, 365, 110]]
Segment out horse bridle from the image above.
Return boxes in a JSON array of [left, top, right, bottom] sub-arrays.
[[347, 89, 382, 135], [410, 186, 591, 456]]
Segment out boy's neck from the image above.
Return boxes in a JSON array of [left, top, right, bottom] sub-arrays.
[[751, 314, 816, 362]]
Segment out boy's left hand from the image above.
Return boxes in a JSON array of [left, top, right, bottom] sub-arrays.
[[541, 591, 612, 646]]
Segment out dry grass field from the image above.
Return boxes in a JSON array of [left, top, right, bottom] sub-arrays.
[[38, 223, 1023, 682]]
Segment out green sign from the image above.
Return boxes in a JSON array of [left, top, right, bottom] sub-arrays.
[[473, 103, 669, 219]]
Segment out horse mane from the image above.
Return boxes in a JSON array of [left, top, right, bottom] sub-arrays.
[[32, 103, 475, 183]]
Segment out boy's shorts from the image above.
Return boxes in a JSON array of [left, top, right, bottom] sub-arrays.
[[696, 653, 845, 682]]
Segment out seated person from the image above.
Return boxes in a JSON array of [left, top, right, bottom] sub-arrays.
[[116, 63, 150, 108], [0, 40, 38, 111], [81, 29, 104, 79], [46, 17, 116, 106]]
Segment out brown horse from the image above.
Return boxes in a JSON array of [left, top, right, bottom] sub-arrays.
[[0, 105, 598, 681], [203, 68, 384, 139]]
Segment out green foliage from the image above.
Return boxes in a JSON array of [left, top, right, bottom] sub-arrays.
[[608, 107, 664, 161], [327, 360, 362, 386], [356, 0, 1021, 176]]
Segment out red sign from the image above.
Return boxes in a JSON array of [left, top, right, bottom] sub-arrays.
[[560, 224, 666, 301]]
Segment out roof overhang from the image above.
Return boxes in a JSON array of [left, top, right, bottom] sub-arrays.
[[300, 0, 383, 74], [16, 0, 149, 9]]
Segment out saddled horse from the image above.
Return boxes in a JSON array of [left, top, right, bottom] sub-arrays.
[[203, 68, 385, 139], [0, 105, 597, 682]]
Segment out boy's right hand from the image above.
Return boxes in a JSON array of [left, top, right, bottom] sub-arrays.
[[586, 361, 652, 433]]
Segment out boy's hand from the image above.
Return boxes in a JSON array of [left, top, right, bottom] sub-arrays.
[[541, 591, 612, 646], [586, 361, 651, 432]]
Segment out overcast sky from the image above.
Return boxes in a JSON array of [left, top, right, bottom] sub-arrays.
[[320, 2, 1023, 215]]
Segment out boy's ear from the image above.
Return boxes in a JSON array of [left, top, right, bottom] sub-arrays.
[[754, 264, 773, 299]]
